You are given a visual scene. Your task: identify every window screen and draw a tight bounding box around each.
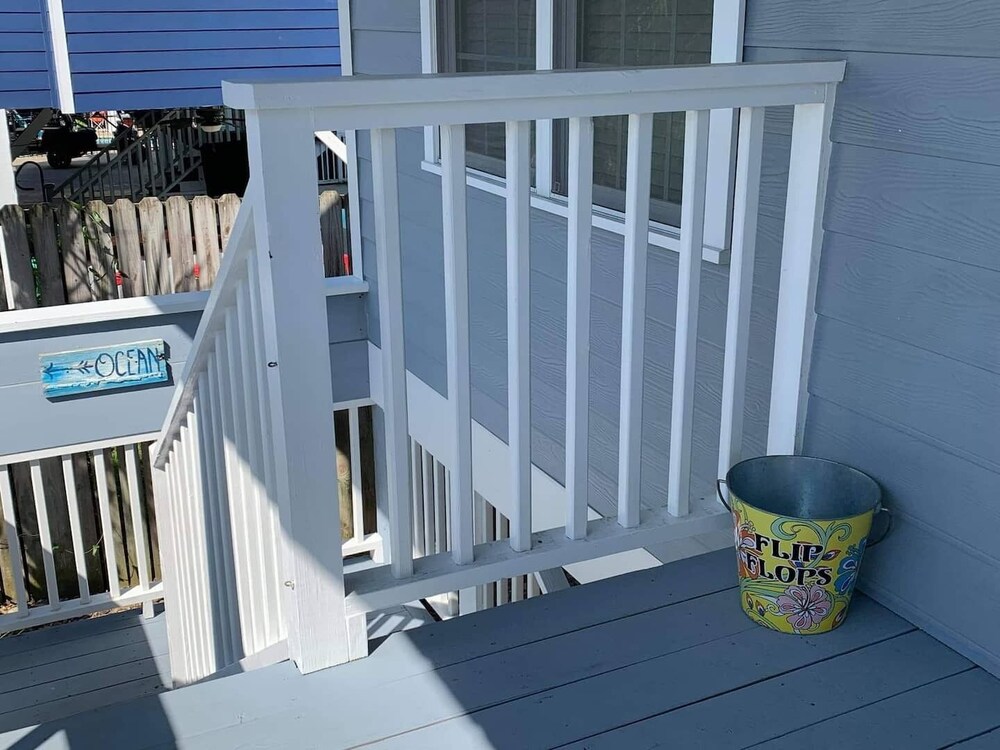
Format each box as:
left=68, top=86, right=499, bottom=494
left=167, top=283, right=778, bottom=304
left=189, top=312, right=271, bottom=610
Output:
left=439, top=0, right=536, bottom=176
left=567, top=0, right=713, bottom=222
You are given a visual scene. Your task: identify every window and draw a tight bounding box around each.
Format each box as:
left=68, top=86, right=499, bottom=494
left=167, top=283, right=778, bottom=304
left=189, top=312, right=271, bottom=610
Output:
left=437, top=0, right=537, bottom=176
left=424, top=0, right=740, bottom=255
left=557, top=0, right=713, bottom=224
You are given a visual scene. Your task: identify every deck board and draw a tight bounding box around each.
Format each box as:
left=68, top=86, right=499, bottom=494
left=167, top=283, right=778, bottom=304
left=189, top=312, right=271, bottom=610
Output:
left=1, top=551, right=999, bottom=749
left=0, top=607, right=170, bottom=735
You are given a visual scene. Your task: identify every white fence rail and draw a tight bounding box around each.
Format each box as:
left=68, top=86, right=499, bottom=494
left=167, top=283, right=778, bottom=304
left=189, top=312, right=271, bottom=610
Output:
left=148, top=61, right=843, bottom=677
left=221, top=62, right=844, bottom=646
left=0, top=434, right=163, bottom=634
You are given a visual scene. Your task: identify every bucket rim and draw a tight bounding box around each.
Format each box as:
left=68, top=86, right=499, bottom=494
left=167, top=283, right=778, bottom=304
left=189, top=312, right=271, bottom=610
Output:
left=724, top=454, right=882, bottom=521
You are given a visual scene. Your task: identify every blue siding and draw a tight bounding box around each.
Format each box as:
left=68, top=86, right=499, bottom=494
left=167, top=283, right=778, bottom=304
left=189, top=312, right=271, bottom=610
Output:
left=62, top=0, right=341, bottom=110
left=0, top=2, right=54, bottom=109
left=745, top=0, right=1000, bottom=677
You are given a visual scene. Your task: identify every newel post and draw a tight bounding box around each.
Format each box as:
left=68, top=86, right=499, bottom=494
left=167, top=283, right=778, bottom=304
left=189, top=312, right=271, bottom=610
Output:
left=243, top=107, right=351, bottom=672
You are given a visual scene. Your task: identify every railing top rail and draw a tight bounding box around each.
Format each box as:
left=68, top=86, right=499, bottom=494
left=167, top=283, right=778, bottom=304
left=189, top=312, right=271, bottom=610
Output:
left=224, top=61, right=845, bottom=129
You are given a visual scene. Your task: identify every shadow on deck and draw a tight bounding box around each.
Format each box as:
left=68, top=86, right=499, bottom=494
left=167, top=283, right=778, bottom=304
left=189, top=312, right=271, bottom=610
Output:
left=0, top=605, right=172, bottom=746
left=2, top=550, right=1000, bottom=749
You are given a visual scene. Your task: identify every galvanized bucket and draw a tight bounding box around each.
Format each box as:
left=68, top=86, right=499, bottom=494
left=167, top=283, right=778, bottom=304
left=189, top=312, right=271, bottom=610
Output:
left=717, top=456, right=891, bottom=635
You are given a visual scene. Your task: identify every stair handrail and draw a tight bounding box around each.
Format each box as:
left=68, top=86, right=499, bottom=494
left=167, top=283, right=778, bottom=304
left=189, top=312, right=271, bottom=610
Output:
left=50, top=108, right=184, bottom=202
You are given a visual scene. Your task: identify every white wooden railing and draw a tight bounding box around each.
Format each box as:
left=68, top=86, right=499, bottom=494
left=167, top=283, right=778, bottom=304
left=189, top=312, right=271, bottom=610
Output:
left=0, top=435, right=162, bottom=633
left=151, top=60, right=844, bottom=680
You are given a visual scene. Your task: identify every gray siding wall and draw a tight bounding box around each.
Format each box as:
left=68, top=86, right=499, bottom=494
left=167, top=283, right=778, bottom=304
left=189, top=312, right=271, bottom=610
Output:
left=0, top=293, right=369, bottom=457
left=746, top=0, right=1000, bottom=674
left=351, top=2, right=780, bottom=518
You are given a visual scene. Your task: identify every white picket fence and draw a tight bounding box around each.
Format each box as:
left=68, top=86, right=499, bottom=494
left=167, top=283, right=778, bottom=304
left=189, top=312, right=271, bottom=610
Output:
left=0, top=435, right=163, bottom=634
left=153, top=59, right=844, bottom=680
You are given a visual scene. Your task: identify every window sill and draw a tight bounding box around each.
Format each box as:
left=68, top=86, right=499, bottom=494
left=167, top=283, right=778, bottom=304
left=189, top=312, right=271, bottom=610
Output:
left=420, top=160, right=729, bottom=265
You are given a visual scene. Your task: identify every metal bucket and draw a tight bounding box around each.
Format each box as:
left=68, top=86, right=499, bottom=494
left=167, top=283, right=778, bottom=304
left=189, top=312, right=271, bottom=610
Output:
left=717, top=456, right=891, bottom=635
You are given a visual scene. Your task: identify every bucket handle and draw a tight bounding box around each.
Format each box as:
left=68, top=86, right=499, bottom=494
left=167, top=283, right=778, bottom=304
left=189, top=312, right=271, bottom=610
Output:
left=716, top=479, right=731, bottom=513
left=718, top=479, right=893, bottom=547
left=868, top=505, right=893, bottom=548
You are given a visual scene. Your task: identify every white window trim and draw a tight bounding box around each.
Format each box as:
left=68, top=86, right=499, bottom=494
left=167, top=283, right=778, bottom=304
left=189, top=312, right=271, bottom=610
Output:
left=419, top=0, right=746, bottom=265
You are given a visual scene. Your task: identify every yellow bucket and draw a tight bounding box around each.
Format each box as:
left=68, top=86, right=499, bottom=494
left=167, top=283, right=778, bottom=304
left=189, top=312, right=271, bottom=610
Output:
left=718, top=456, right=891, bottom=635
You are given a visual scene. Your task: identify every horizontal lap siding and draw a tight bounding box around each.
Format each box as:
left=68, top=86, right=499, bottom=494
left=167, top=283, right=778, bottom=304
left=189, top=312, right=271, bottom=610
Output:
left=352, top=2, right=783, bottom=517
left=62, top=1, right=341, bottom=110
left=0, top=3, right=54, bottom=109
left=747, top=0, right=1000, bottom=675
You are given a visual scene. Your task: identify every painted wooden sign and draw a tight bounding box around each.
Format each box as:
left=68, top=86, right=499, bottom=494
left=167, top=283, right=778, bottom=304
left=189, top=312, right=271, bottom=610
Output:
left=40, top=340, right=169, bottom=398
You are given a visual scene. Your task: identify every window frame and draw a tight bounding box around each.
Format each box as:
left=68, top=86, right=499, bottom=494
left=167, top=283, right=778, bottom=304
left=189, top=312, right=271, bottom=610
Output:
left=420, top=0, right=743, bottom=264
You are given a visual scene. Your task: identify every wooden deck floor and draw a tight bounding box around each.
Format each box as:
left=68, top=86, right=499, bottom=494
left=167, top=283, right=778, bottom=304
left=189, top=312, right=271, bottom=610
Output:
left=0, top=606, right=170, bottom=736
left=3, top=550, right=1000, bottom=749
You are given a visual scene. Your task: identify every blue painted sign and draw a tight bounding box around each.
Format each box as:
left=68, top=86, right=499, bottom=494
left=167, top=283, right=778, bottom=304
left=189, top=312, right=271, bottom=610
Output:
left=40, top=340, right=169, bottom=398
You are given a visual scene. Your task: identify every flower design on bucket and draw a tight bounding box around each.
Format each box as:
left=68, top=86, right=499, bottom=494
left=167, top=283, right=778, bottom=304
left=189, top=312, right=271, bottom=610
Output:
left=732, top=506, right=760, bottom=580
left=835, top=539, right=867, bottom=595
left=776, top=584, right=832, bottom=631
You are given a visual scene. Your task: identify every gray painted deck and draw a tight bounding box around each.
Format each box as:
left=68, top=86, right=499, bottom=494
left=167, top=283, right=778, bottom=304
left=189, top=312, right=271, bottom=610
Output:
left=3, top=550, right=999, bottom=749
left=0, top=606, right=170, bottom=736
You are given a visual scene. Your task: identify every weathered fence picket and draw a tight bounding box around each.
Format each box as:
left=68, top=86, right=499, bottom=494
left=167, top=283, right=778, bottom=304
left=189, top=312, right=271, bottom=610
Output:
left=0, top=191, right=351, bottom=310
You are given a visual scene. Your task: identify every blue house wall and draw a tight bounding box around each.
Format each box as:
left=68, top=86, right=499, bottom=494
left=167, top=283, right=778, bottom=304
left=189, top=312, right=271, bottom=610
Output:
left=1, top=1, right=53, bottom=109
left=1, top=0, right=341, bottom=112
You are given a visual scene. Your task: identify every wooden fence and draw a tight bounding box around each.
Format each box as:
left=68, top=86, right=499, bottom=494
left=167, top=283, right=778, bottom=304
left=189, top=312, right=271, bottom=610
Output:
left=0, top=191, right=351, bottom=311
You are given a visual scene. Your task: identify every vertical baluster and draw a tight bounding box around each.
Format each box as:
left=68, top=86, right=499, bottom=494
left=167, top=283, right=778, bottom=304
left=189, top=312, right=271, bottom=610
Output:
left=222, top=309, right=268, bottom=649
left=246, top=250, right=285, bottom=639
left=206, top=353, right=244, bottom=658
left=28, top=461, right=60, bottom=610
left=440, top=124, right=475, bottom=564
left=164, top=450, right=193, bottom=683
left=194, top=368, right=237, bottom=668
left=214, top=334, right=259, bottom=654
left=174, top=430, right=206, bottom=679
left=497, top=514, right=510, bottom=605
left=565, top=117, right=595, bottom=540
left=371, top=127, right=414, bottom=578
left=0, top=466, right=29, bottom=617
left=768, top=94, right=837, bottom=454
left=92, top=450, right=121, bottom=600
left=154, top=457, right=185, bottom=685
left=434, top=460, right=448, bottom=555
left=617, top=114, right=654, bottom=529
left=187, top=403, right=219, bottom=674
left=411, top=441, right=425, bottom=557
left=236, top=283, right=281, bottom=643
left=348, top=407, right=365, bottom=547
left=505, top=120, right=532, bottom=552
left=667, top=110, right=712, bottom=517
left=177, top=422, right=204, bottom=677
left=124, top=445, right=152, bottom=601
left=60, top=455, right=90, bottom=604
left=422, top=447, right=435, bottom=555
left=719, top=107, right=765, bottom=482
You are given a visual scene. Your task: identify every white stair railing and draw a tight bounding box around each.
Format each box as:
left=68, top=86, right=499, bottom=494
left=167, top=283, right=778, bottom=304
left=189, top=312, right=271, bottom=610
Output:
left=152, top=196, right=285, bottom=684
left=223, top=61, right=844, bottom=659
left=148, top=61, right=846, bottom=674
